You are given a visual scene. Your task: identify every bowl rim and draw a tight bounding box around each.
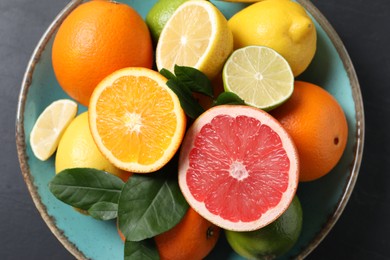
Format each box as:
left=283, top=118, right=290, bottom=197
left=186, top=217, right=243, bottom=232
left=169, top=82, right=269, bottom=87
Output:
left=15, top=0, right=365, bottom=259
left=295, top=0, right=365, bottom=258
left=15, top=0, right=86, bottom=259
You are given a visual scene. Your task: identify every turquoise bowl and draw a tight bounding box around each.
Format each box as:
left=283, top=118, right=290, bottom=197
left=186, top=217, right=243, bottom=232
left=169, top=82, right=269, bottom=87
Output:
left=16, top=0, right=364, bottom=259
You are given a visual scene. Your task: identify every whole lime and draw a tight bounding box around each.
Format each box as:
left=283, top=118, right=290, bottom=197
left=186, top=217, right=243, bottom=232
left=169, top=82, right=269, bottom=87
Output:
left=225, top=196, right=303, bottom=259
left=146, top=0, right=189, bottom=43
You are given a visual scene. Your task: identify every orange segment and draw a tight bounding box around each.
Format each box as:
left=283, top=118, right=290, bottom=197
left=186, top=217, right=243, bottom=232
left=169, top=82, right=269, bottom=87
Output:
left=89, top=67, right=186, bottom=173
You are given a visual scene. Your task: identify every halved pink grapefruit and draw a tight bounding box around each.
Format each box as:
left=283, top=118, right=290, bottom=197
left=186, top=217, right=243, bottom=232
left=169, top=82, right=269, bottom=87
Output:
left=178, top=105, right=299, bottom=231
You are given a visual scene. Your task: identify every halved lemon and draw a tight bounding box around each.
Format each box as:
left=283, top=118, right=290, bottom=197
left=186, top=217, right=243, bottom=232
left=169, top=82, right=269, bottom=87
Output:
left=30, top=99, right=78, bottom=161
left=156, top=0, right=233, bottom=79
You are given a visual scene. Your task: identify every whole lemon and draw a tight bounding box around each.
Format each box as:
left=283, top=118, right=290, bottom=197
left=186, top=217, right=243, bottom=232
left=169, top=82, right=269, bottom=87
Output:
left=55, top=112, right=131, bottom=182
left=228, top=0, right=316, bottom=76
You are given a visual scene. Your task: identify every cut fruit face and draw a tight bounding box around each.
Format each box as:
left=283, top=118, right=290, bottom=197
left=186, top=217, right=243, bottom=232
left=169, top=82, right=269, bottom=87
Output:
left=156, top=0, right=233, bottom=79
left=30, top=99, right=78, bottom=161
left=88, top=67, right=186, bottom=173
left=223, top=46, right=294, bottom=111
left=178, top=105, right=299, bottom=231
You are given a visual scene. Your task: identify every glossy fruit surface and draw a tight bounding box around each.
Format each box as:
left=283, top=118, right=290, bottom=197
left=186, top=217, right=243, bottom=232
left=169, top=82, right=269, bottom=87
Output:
left=228, top=0, right=316, bottom=76
left=226, top=196, right=303, bottom=260
left=271, top=81, right=348, bottom=182
left=155, top=207, right=220, bottom=260
left=52, top=0, right=153, bottom=106
left=55, top=112, right=131, bottom=182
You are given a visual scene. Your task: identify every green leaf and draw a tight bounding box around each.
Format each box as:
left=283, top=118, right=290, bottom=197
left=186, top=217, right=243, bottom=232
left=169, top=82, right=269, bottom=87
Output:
left=124, top=239, right=159, bottom=260
left=88, top=202, right=118, bottom=221
left=165, top=78, right=205, bottom=119
left=214, top=92, right=246, bottom=106
left=49, top=168, right=124, bottom=210
left=159, top=68, right=176, bottom=80
left=174, top=65, right=214, bottom=97
left=118, top=171, right=189, bottom=241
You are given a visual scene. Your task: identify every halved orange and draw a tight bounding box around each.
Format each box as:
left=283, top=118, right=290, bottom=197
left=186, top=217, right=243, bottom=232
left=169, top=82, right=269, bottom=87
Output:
left=89, top=67, right=186, bottom=173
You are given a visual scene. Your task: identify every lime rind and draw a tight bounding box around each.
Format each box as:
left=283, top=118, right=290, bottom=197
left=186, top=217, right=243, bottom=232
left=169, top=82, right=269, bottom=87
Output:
left=145, top=0, right=189, bottom=43
left=222, top=45, right=294, bottom=111
left=225, top=196, right=303, bottom=259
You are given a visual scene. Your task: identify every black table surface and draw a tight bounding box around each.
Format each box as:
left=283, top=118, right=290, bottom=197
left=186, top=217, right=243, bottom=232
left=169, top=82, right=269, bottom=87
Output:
left=1, top=0, right=389, bottom=259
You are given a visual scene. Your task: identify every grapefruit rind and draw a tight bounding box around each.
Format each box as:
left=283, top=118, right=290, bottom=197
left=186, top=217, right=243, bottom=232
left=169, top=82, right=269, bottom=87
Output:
left=178, top=105, right=299, bottom=231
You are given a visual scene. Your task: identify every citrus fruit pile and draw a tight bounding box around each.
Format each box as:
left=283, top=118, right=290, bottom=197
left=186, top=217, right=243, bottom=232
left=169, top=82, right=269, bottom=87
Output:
left=29, top=0, right=349, bottom=259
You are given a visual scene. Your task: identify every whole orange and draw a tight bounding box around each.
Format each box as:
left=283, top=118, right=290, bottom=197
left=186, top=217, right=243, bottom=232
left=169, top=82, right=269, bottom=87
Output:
left=271, top=81, right=348, bottom=182
left=154, top=207, right=220, bottom=260
left=52, top=1, right=153, bottom=106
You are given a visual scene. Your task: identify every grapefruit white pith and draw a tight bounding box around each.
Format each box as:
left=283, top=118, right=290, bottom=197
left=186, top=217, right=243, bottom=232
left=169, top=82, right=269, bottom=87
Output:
left=178, top=105, right=299, bottom=231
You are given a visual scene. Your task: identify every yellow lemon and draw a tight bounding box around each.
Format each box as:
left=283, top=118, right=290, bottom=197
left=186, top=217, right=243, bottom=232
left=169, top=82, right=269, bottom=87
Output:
left=228, top=0, right=317, bottom=76
left=156, top=0, right=233, bottom=79
left=55, top=112, right=131, bottom=182
left=30, top=99, right=77, bottom=161
left=146, top=0, right=190, bottom=44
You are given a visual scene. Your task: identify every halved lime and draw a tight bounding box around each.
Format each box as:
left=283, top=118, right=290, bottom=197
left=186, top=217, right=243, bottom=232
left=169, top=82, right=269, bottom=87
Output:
left=222, top=45, right=294, bottom=111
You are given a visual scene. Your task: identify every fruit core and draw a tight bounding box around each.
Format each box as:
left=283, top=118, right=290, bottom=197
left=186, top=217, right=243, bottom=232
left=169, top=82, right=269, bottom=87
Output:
left=180, top=36, right=188, bottom=45
left=230, top=161, right=249, bottom=181
left=125, top=112, right=142, bottom=133
left=254, top=72, right=264, bottom=81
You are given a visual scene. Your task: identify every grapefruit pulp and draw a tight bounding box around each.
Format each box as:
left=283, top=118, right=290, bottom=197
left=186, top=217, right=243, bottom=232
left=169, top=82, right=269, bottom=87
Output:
left=178, top=105, right=299, bottom=231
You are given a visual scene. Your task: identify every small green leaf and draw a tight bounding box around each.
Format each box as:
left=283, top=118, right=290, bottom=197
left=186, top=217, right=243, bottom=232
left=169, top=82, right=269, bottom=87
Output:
left=166, top=79, right=205, bottom=119
left=88, top=202, right=118, bottom=221
left=159, top=68, right=176, bottom=80
left=49, top=168, right=124, bottom=210
left=124, top=239, right=159, bottom=260
left=174, top=65, right=214, bottom=97
left=118, top=171, right=189, bottom=241
left=214, top=92, right=246, bottom=106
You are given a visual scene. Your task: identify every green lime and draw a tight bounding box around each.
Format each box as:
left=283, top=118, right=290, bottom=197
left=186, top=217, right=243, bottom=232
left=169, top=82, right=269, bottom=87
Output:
left=146, top=0, right=189, bottom=43
left=225, top=196, right=303, bottom=260
left=222, top=45, right=294, bottom=111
